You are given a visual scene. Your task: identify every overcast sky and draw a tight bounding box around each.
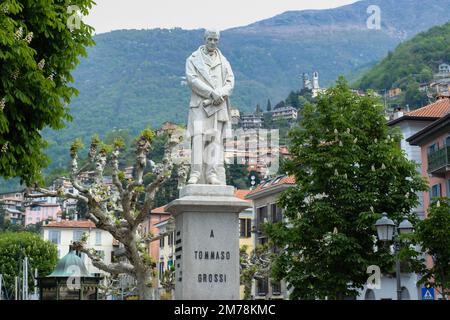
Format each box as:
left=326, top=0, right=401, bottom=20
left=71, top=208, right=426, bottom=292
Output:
left=84, top=0, right=359, bottom=34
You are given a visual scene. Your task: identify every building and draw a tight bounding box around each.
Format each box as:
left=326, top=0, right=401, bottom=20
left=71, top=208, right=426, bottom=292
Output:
left=141, top=206, right=171, bottom=268
left=436, top=63, right=450, bottom=77
left=407, top=111, right=450, bottom=209
left=241, top=114, right=264, bottom=130
left=271, top=106, right=298, bottom=122
left=230, top=107, right=241, bottom=126
left=41, top=220, right=114, bottom=276
left=388, top=88, right=402, bottom=98
left=52, top=177, right=79, bottom=213
left=0, top=197, right=24, bottom=225
left=24, top=198, right=61, bottom=226
left=0, top=189, right=25, bottom=201
left=154, top=218, right=175, bottom=296
left=246, top=176, right=295, bottom=299
left=388, top=95, right=450, bottom=219
left=156, top=122, right=178, bottom=136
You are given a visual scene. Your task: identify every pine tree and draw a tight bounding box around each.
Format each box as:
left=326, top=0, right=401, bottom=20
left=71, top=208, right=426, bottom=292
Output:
left=264, top=77, right=427, bottom=299
left=267, top=99, right=272, bottom=112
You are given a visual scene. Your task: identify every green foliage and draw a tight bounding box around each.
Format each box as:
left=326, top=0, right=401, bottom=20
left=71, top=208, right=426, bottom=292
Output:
left=264, top=77, right=428, bottom=299
left=70, top=138, right=84, bottom=156
left=355, top=21, right=450, bottom=108
left=0, top=232, right=58, bottom=294
left=0, top=0, right=95, bottom=185
left=416, top=198, right=450, bottom=299
left=139, top=128, right=155, bottom=143
left=226, top=164, right=250, bottom=190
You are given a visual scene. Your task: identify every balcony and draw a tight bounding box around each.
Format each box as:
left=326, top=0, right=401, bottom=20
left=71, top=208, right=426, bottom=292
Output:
left=428, top=146, right=450, bottom=176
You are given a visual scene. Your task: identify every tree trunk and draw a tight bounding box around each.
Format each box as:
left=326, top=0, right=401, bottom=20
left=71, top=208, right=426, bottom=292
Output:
left=135, top=268, right=152, bottom=300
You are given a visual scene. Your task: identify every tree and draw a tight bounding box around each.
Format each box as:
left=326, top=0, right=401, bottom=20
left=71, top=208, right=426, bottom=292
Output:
left=226, top=163, right=250, bottom=189
left=264, top=77, right=428, bottom=299
left=240, top=244, right=271, bottom=300
left=160, top=266, right=175, bottom=300
left=416, top=198, right=450, bottom=300
left=25, top=128, right=182, bottom=299
left=0, top=0, right=95, bottom=185
left=0, top=232, right=58, bottom=297
left=266, top=99, right=272, bottom=112
left=274, top=101, right=286, bottom=110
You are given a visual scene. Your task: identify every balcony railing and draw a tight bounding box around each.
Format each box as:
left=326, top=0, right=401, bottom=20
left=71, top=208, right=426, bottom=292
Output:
left=428, top=146, right=450, bottom=175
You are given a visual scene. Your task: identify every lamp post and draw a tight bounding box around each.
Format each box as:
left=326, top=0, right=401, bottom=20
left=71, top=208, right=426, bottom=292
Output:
left=374, top=213, right=414, bottom=300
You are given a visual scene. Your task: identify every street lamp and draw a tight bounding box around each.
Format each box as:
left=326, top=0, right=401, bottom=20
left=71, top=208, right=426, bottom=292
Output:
left=374, top=212, right=414, bottom=300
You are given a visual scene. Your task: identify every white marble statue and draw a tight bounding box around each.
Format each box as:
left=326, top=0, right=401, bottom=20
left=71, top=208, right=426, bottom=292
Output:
left=185, top=29, right=235, bottom=185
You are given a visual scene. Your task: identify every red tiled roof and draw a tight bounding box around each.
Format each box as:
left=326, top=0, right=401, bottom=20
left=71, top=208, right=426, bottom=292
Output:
left=406, top=97, right=450, bottom=118
left=0, top=197, right=22, bottom=202
left=151, top=205, right=169, bottom=214
left=247, top=175, right=295, bottom=196
left=44, top=220, right=96, bottom=229
left=234, top=190, right=252, bottom=202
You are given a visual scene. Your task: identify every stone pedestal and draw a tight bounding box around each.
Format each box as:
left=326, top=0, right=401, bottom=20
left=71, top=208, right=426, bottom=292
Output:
left=166, top=184, right=251, bottom=300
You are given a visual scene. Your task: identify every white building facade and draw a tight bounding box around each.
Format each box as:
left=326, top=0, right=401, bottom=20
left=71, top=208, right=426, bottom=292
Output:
left=42, top=220, right=114, bottom=276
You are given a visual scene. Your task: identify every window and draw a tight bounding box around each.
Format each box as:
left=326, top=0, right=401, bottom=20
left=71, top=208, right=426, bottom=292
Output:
left=447, top=180, right=450, bottom=198
left=430, top=184, right=441, bottom=200
left=159, top=261, right=165, bottom=281
left=73, top=230, right=84, bottom=242
left=160, top=237, right=165, bottom=248
left=239, top=218, right=252, bottom=238
left=168, top=232, right=174, bottom=246
left=257, top=206, right=268, bottom=228
left=427, top=143, right=438, bottom=155
left=271, top=281, right=281, bottom=295
left=257, top=278, right=269, bottom=296
left=271, top=203, right=283, bottom=223
left=49, top=230, right=61, bottom=244
left=446, top=136, right=450, bottom=146
left=95, top=231, right=102, bottom=246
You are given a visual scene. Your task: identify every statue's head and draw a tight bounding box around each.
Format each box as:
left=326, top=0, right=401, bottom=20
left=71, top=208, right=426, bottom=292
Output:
left=204, top=29, right=220, bottom=52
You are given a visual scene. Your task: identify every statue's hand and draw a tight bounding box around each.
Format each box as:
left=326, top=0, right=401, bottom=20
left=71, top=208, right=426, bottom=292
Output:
left=210, top=91, right=224, bottom=105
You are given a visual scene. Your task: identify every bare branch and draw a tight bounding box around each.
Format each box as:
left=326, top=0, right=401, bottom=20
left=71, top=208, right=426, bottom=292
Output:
left=25, top=187, right=88, bottom=203
left=127, top=137, right=151, bottom=192
left=72, top=242, right=135, bottom=276
left=70, top=154, right=89, bottom=194
left=111, top=148, right=124, bottom=194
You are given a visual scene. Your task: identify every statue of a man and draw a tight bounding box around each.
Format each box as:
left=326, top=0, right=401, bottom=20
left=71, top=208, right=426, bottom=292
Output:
left=185, top=29, right=234, bottom=185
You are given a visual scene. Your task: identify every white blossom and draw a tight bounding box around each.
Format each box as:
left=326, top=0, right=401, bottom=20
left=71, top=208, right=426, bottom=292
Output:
left=339, top=140, right=343, bottom=147
left=353, top=137, right=358, bottom=144
left=1, top=142, right=9, bottom=153
left=24, top=32, right=33, bottom=44
left=374, top=138, right=378, bottom=143
left=371, top=165, right=375, bottom=171
left=437, top=201, right=440, bottom=207
left=38, top=59, right=45, bottom=70
left=0, top=97, right=5, bottom=111
left=15, top=27, right=23, bottom=40
left=11, top=69, right=19, bottom=80
left=334, top=169, right=339, bottom=176
left=1, top=3, right=9, bottom=14
left=381, top=163, right=386, bottom=170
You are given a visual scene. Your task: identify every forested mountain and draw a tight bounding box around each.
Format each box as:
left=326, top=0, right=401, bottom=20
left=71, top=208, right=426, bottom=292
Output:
left=355, top=22, right=450, bottom=92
